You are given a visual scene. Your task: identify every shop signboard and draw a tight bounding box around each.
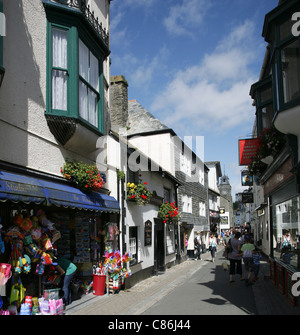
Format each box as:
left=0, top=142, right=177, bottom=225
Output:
left=238, top=138, right=260, bottom=166
left=144, top=220, right=152, bottom=246
left=242, top=192, right=253, bottom=203
left=241, top=170, right=253, bottom=186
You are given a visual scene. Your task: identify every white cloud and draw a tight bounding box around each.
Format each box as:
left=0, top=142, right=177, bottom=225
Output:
left=112, top=45, right=170, bottom=91
left=151, top=20, right=260, bottom=134
left=163, top=0, right=211, bottom=37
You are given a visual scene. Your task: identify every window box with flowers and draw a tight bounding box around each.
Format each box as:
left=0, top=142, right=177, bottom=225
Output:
left=61, top=161, right=105, bottom=192
left=158, top=202, right=181, bottom=224
left=127, top=182, right=152, bottom=205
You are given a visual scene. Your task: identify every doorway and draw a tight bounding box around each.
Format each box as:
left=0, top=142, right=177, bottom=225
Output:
left=154, top=218, right=165, bottom=274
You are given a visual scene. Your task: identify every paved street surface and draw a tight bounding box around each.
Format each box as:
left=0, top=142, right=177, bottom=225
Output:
left=66, top=247, right=300, bottom=316
left=142, top=253, right=256, bottom=315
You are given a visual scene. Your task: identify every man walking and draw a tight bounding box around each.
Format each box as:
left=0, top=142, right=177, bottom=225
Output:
left=194, top=231, right=202, bottom=261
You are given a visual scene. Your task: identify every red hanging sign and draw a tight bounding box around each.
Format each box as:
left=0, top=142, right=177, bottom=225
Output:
left=238, top=138, right=260, bottom=166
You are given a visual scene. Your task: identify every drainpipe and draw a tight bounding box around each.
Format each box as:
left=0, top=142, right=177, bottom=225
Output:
left=117, top=169, right=126, bottom=255
left=175, top=183, right=181, bottom=263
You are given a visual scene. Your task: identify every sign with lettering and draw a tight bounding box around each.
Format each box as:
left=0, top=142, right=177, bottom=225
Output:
left=242, top=192, right=253, bottom=203
left=238, top=138, right=260, bottom=166
left=144, top=220, right=152, bottom=246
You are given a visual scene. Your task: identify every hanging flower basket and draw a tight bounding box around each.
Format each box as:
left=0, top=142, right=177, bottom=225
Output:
left=158, top=201, right=181, bottom=224
left=257, top=126, right=285, bottom=158
left=248, top=156, right=268, bottom=177
left=61, top=161, right=105, bottom=192
left=127, top=182, right=152, bottom=205
left=248, top=126, right=286, bottom=177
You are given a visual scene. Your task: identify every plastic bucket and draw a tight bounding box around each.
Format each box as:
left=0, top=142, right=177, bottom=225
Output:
left=93, top=275, right=106, bottom=296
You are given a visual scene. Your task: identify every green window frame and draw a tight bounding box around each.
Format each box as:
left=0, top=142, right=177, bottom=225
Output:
left=46, top=20, right=105, bottom=134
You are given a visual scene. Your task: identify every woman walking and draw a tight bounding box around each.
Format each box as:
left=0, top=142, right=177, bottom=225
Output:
left=209, top=232, right=217, bottom=262
left=228, top=232, right=244, bottom=283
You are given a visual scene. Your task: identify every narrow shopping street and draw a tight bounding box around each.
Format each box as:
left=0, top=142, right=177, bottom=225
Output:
left=66, top=248, right=300, bottom=316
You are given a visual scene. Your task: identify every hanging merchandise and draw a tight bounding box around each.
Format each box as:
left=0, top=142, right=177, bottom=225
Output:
left=0, top=218, right=5, bottom=255
left=103, top=250, right=131, bottom=294
left=9, top=276, right=26, bottom=308
left=74, top=214, right=90, bottom=263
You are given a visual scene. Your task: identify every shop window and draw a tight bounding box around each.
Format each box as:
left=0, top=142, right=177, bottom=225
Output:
left=166, top=224, right=175, bottom=255
left=129, top=227, right=138, bottom=266
left=271, top=196, right=299, bottom=269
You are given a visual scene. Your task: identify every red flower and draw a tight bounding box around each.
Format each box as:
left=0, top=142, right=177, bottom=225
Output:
left=144, top=182, right=147, bottom=185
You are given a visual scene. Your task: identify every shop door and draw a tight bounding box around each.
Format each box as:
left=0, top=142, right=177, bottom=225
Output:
left=154, top=218, right=165, bottom=274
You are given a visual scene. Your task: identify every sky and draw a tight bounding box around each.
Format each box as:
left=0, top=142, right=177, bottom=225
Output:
left=109, top=0, right=278, bottom=199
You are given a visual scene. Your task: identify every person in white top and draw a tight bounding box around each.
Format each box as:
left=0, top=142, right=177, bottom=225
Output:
left=209, top=232, right=217, bottom=262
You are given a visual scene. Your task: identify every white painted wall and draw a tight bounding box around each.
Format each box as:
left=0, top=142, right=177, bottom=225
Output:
left=128, top=133, right=175, bottom=176
left=0, top=0, right=110, bottom=176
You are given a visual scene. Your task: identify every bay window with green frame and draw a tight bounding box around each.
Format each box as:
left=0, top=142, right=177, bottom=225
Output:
left=46, top=11, right=107, bottom=135
left=263, top=1, right=300, bottom=115
left=250, top=75, right=274, bottom=136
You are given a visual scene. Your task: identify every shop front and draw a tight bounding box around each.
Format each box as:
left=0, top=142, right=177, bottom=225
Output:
left=265, top=171, right=300, bottom=306
left=0, top=169, right=120, bottom=314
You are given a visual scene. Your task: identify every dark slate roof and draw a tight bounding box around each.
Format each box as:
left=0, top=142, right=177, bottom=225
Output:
left=126, top=100, right=169, bottom=135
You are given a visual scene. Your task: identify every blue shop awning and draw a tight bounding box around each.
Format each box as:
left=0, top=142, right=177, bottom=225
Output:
left=0, top=170, right=120, bottom=213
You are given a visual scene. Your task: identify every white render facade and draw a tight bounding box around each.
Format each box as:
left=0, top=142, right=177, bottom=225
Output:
left=0, top=0, right=111, bottom=176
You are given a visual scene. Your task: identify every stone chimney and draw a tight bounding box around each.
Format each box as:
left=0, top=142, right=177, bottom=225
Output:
left=110, top=75, right=128, bottom=130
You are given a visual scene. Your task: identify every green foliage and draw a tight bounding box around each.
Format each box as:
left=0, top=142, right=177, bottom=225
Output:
left=127, top=181, right=152, bottom=205
left=61, top=161, right=105, bottom=192
left=158, top=202, right=180, bottom=224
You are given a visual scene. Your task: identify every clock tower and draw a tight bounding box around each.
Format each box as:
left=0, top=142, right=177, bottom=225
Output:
left=219, top=175, right=234, bottom=230
left=219, top=175, right=232, bottom=201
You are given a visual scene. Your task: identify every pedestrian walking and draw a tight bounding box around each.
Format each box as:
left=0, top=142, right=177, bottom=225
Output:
left=184, top=233, right=189, bottom=260
left=209, top=232, right=217, bottom=262
left=223, top=231, right=231, bottom=247
left=252, top=250, right=262, bottom=282
left=228, top=231, right=244, bottom=283
left=240, top=235, right=255, bottom=286
left=194, top=231, right=202, bottom=261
